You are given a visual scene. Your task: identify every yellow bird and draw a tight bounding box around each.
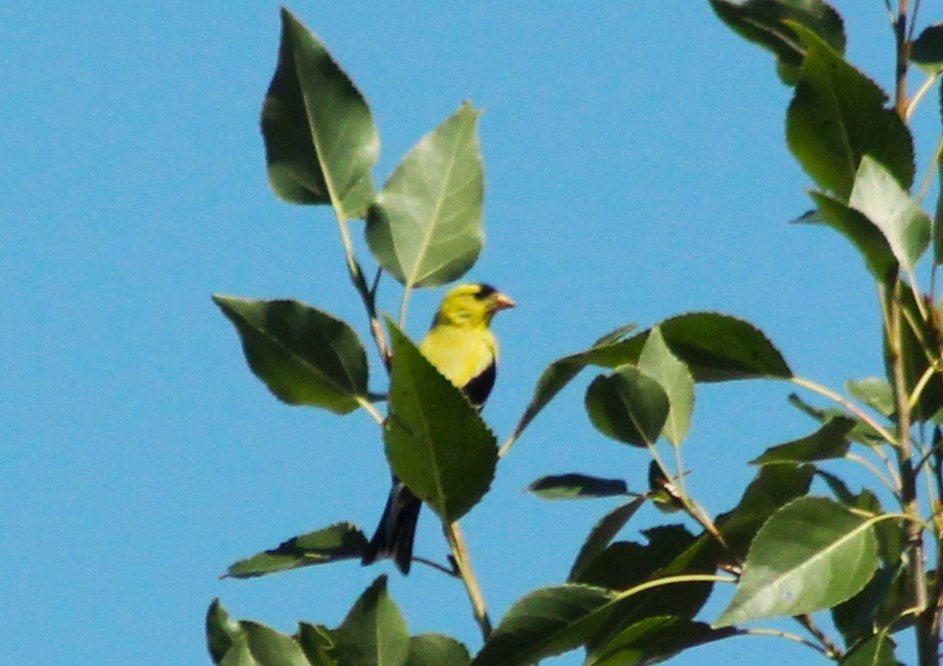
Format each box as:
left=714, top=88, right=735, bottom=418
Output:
left=362, top=283, right=515, bottom=574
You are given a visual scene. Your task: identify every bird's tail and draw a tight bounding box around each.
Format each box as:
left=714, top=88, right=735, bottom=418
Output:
left=362, top=481, right=422, bottom=574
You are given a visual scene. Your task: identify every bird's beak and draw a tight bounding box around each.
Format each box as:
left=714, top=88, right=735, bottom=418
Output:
left=491, top=292, right=516, bottom=312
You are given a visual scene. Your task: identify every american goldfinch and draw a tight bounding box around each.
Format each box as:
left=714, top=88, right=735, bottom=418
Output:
left=362, top=283, right=515, bottom=574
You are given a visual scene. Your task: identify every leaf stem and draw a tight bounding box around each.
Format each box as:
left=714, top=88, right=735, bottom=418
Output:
left=742, top=627, right=827, bottom=657
left=790, top=376, right=898, bottom=445
left=793, top=614, right=842, bottom=660
left=444, top=521, right=493, bottom=641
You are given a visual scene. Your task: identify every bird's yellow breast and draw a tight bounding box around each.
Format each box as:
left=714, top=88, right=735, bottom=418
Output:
left=419, top=324, right=498, bottom=390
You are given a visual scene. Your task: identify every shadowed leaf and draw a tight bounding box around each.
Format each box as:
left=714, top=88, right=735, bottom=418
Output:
left=213, top=296, right=369, bottom=414
left=751, top=417, right=855, bottom=464
left=406, top=635, right=470, bottom=666
left=333, top=577, right=409, bottom=666
left=585, top=366, right=670, bottom=447
left=528, top=474, right=629, bottom=500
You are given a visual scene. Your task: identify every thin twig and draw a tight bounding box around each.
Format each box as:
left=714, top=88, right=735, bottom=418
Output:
left=444, top=521, right=493, bottom=641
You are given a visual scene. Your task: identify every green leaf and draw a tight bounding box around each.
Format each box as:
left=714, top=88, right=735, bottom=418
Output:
left=527, top=474, right=629, bottom=500
left=406, top=635, right=470, bottom=666
left=833, top=563, right=910, bottom=649
left=840, top=631, right=897, bottom=666
left=806, top=191, right=898, bottom=283
left=366, top=102, right=484, bottom=288
left=224, top=523, right=368, bottom=579
left=333, top=577, right=409, bottom=666
left=708, top=0, right=845, bottom=85
left=750, top=417, right=855, bottom=464
left=384, top=319, right=497, bottom=522
left=715, top=463, right=815, bottom=560
left=655, top=312, right=792, bottom=381
left=585, top=616, right=738, bottom=666
left=846, top=377, right=895, bottom=417
left=788, top=393, right=887, bottom=446
left=715, top=496, right=879, bottom=626
left=207, top=599, right=244, bottom=664
left=507, top=324, right=639, bottom=445
left=570, top=499, right=646, bottom=581
left=912, top=24, right=943, bottom=74
left=261, top=9, right=378, bottom=217
left=225, top=622, right=313, bottom=666
left=213, top=296, right=369, bottom=414
left=295, top=623, right=338, bottom=666
left=935, top=144, right=943, bottom=266
left=471, top=585, right=617, bottom=666
left=886, top=284, right=943, bottom=423
left=849, top=155, right=931, bottom=271
left=638, top=327, right=695, bottom=446
left=786, top=25, right=914, bottom=199
left=585, top=366, right=670, bottom=447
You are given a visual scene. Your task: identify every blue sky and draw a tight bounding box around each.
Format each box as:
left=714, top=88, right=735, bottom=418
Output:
left=3, top=2, right=936, bottom=664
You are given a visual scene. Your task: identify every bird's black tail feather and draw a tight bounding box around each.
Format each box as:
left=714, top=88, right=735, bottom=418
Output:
left=362, top=481, right=422, bottom=574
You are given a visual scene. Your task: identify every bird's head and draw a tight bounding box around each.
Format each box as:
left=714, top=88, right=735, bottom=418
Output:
left=433, top=283, right=515, bottom=329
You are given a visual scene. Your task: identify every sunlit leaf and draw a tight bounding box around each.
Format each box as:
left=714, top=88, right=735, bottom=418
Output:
left=366, top=102, right=484, bottom=288
left=708, top=0, right=845, bottom=85
left=385, top=320, right=497, bottom=522
left=638, top=327, right=695, bottom=446
left=226, top=622, right=312, bottom=666
left=787, top=25, right=914, bottom=199
left=716, top=496, right=878, bottom=626
left=849, top=156, right=930, bottom=271
left=213, top=296, right=369, bottom=414
left=750, top=417, right=854, bottom=464
left=261, top=9, right=378, bottom=217
left=846, top=377, right=894, bottom=417
left=333, top=577, right=409, bottom=666
left=406, top=635, right=470, bottom=666
left=585, top=366, right=669, bottom=447
left=224, top=523, right=368, bottom=579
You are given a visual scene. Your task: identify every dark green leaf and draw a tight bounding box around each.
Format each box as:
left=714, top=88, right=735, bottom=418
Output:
left=806, top=191, right=898, bottom=283
left=750, top=416, right=855, bottom=464
left=788, top=393, right=887, bottom=446
left=935, top=145, right=943, bottom=266
left=213, top=296, right=369, bottom=414
left=849, top=156, right=930, bottom=270
left=507, top=325, right=640, bottom=445
left=384, top=320, right=497, bottom=522
left=839, top=631, right=898, bottom=666
left=471, top=585, right=617, bottom=666
left=224, top=523, right=368, bottom=579
left=586, top=616, right=738, bottom=666
left=295, top=623, right=338, bottom=666
left=715, top=463, right=815, bottom=560
left=585, top=366, right=670, bottom=447
left=655, top=312, right=792, bottom=381
left=787, top=25, right=914, bottom=198
left=570, top=499, right=646, bottom=581
left=716, top=496, right=878, bottom=626
left=846, top=377, right=895, bottom=417
left=638, top=327, right=695, bottom=446
left=912, top=24, right=943, bottom=74
left=528, top=474, right=629, bottom=500
left=833, top=564, right=909, bottom=649
left=406, top=635, right=470, bottom=666
left=708, top=0, right=845, bottom=85
left=333, top=577, right=409, bottom=666
left=261, top=9, right=378, bottom=217
left=207, top=599, right=243, bottom=664
left=366, top=102, right=484, bottom=288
